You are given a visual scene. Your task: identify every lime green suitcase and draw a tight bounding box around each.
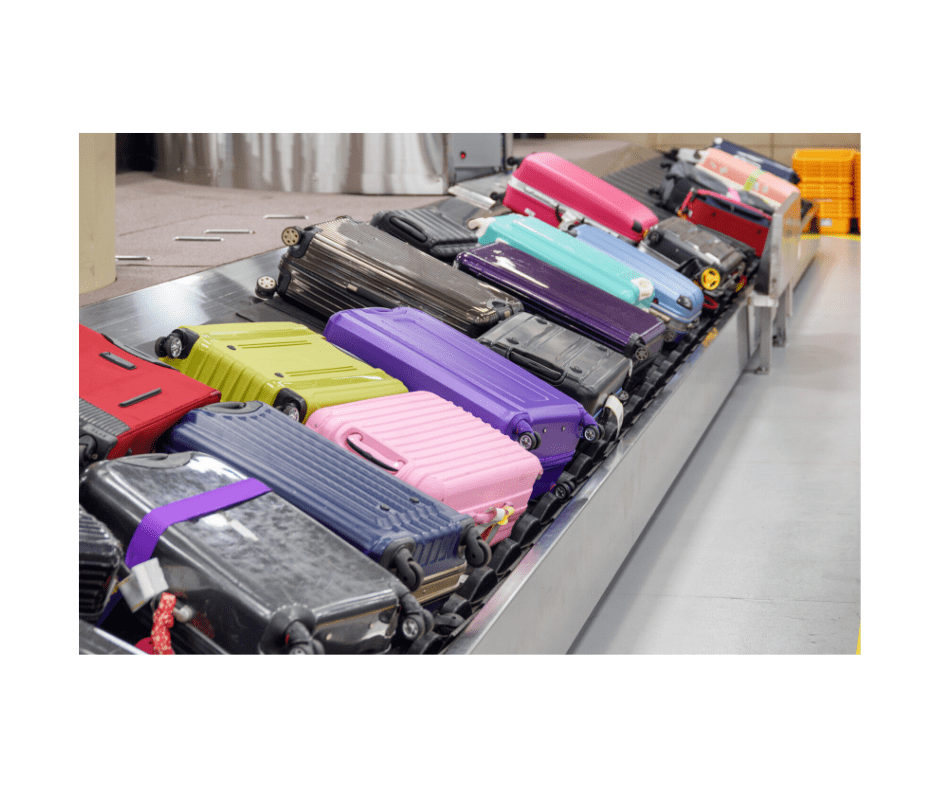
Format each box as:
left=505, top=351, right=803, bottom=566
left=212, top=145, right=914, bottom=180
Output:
left=154, top=321, right=408, bottom=422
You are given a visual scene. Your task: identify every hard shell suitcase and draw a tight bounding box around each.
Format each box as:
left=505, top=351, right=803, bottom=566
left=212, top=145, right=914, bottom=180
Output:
left=159, top=402, right=492, bottom=603
left=638, top=216, right=750, bottom=302
left=571, top=224, right=704, bottom=343
left=79, top=505, right=123, bottom=623
left=307, top=390, right=543, bottom=546
left=476, top=312, right=633, bottom=417
left=455, top=242, right=666, bottom=367
left=79, top=620, right=145, bottom=655
left=677, top=189, right=772, bottom=257
left=713, top=137, right=801, bottom=185
left=79, top=450, right=435, bottom=653
left=503, top=151, right=659, bottom=242
left=272, top=216, right=521, bottom=337
left=80, top=324, right=221, bottom=468
left=655, top=158, right=777, bottom=215
left=322, top=307, right=601, bottom=498
left=369, top=198, right=482, bottom=262
left=696, top=147, right=800, bottom=209
left=471, top=214, right=656, bottom=311
left=153, top=321, right=407, bottom=424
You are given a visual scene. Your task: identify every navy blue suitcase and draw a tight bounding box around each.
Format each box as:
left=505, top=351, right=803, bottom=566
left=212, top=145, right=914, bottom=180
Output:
left=159, top=401, right=492, bottom=603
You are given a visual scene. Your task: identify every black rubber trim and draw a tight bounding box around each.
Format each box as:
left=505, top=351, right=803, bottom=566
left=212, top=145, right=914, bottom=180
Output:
left=99, top=352, right=136, bottom=370
left=118, top=388, right=162, bottom=407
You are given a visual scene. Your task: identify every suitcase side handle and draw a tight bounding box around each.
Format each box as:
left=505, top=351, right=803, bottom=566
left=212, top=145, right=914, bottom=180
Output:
left=507, top=348, right=566, bottom=384
left=387, top=215, right=429, bottom=244
left=345, top=434, right=402, bottom=473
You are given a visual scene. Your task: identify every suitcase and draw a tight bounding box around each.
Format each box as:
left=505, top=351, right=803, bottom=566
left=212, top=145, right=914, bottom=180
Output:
left=153, top=321, right=407, bottom=424
left=79, top=505, right=124, bottom=623
left=79, top=620, right=145, bottom=655
left=654, top=158, right=777, bottom=216
left=696, top=148, right=800, bottom=209
left=571, top=224, right=704, bottom=343
left=477, top=312, right=633, bottom=417
left=323, top=307, right=600, bottom=498
left=79, top=450, right=435, bottom=653
left=713, top=137, right=801, bottom=185
left=503, top=151, right=659, bottom=242
left=307, top=390, right=544, bottom=546
left=677, top=188, right=772, bottom=257
left=471, top=214, right=656, bottom=311
left=80, top=324, right=221, bottom=468
left=638, top=216, right=751, bottom=302
left=455, top=242, right=666, bottom=367
left=159, top=402, right=492, bottom=604
left=272, top=216, right=522, bottom=337
left=369, top=198, right=482, bottom=262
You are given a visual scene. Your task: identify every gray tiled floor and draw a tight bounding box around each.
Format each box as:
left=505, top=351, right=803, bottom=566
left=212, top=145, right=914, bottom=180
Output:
left=569, top=237, right=861, bottom=654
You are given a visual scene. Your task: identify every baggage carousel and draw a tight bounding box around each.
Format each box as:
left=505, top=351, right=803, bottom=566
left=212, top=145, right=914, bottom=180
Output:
left=79, top=143, right=818, bottom=654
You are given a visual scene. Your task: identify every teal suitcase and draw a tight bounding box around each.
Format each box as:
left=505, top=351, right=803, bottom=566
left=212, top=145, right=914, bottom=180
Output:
left=471, top=215, right=656, bottom=311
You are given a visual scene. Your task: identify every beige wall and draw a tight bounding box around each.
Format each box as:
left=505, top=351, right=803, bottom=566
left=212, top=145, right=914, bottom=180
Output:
left=79, top=133, right=116, bottom=295
left=546, top=133, right=861, bottom=169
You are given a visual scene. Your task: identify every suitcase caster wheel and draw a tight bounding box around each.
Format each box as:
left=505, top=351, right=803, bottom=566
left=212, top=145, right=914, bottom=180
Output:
left=278, top=400, right=303, bottom=421
left=281, top=226, right=302, bottom=247
left=399, top=613, right=426, bottom=642
left=634, top=346, right=649, bottom=362
left=646, top=230, right=661, bottom=245
left=554, top=480, right=575, bottom=500
left=464, top=530, right=492, bottom=568
left=582, top=424, right=600, bottom=443
left=255, top=275, right=277, bottom=299
left=393, top=550, right=424, bottom=593
left=664, top=327, right=677, bottom=343
left=517, top=431, right=540, bottom=451
left=156, top=331, right=185, bottom=359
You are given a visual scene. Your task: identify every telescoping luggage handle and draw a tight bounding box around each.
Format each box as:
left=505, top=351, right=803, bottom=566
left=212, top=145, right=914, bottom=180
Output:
left=96, top=476, right=272, bottom=626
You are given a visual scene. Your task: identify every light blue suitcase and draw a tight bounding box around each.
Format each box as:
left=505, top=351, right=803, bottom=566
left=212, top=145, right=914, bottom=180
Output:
left=472, top=215, right=656, bottom=312
left=572, top=224, right=704, bottom=342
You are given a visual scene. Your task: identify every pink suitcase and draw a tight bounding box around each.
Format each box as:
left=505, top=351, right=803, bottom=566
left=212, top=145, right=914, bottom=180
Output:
left=306, top=390, right=544, bottom=546
left=503, top=151, right=659, bottom=242
left=696, top=147, right=800, bottom=209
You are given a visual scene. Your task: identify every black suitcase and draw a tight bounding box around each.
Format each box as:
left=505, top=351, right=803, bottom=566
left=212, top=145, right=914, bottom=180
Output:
left=476, top=312, right=633, bottom=418
left=271, top=216, right=523, bottom=337
left=78, top=451, right=433, bottom=654
left=370, top=197, right=483, bottom=262
left=79, top=505, right=124, bottom=623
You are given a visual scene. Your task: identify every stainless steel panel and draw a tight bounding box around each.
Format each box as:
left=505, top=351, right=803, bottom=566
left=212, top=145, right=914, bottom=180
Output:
left=152, top=134, right=511, bottom=195
left=447, top=297, right=753, bottom=654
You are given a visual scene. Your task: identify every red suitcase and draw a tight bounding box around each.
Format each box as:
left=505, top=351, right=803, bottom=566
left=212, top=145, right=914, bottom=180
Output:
left=503, top=151, right=659, bottom=242
left=79, top=324, right=221, bottom=467
left=677, top=188, right=772, bottom=257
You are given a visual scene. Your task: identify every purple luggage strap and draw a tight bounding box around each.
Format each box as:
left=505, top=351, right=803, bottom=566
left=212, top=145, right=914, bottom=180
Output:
left=97, top=478, right=271, bottom=625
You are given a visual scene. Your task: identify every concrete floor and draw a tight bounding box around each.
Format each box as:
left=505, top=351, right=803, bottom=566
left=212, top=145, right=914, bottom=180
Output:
left=569, top=237, right=861, bottom=653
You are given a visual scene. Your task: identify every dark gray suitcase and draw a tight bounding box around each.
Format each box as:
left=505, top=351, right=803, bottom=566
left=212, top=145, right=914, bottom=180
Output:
left=272, top=216, right=522, bottom=337
left=477, top=313, right=633, bottom=417
left=370, top=198, right=483, bottom=262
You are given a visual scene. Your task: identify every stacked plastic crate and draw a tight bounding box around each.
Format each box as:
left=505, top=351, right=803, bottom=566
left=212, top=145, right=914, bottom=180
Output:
left=791, top=149, right=858, bottom=235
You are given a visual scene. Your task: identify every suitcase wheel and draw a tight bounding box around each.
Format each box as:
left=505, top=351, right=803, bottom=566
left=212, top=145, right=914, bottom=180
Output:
left=464, top=528, right=493, bottom=568
left=634, top=346, right=649, bottom=362
left=155, top=330, right=185, bottom=359
left=393, top=549, right=424, bottom=593
left=399, top=611, right=427, bottom=642
left=517, top=431, right=540, bottom=451
left=281, top=226, right=302, bottom=247
left=582, top=424, right=600, bottom=443
left=255, top=276, right=277, bottom=299
left=646, top=230, right=661, bottom=246
left=277, top=399, right=303, bottom=422
left=663, top=327, right=678, bottom=344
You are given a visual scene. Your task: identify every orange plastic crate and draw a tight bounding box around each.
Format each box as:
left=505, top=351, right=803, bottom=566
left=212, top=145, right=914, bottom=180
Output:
left=800, top=181, right=854, bottom=202
left=818, top=217, right=851, bottom=235
left=792, top=149, right=857, bottom=181
left=854, top=151, right=861, bottom=220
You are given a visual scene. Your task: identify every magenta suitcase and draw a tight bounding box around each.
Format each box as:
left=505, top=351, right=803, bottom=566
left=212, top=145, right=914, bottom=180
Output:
left=503, top=151, right=659, bottom=242
left=306, top=391, right=543, bottom=546
left=696, top=148, right=800, bottom=208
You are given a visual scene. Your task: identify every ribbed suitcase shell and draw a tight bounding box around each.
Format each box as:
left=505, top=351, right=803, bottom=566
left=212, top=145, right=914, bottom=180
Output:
left=155, top=321, right=407, bottom=424
left=712, top=137, right=801, bottom=185
left=159, top=401, right=481, bottom=602
left=456, top=242, right=666, bottom=366
left=79, top=505, right=123, bottom=622
left=323, top=307, right=599, bottom=498
left=477, top=313, right=633, bottom=416
left=571, top=225, right=704, bottom=340
left=697, top=148, right=800, bottom=209
left=679, top=189, right=772, bottom=257
left=474, top=215, right=656, bottom=311
left=503, top=152, right=658, bottom=242
left=307, top=391, right=543, bottom=545
left=639, top=216, right=748, bottom=297
left=370, top=204, right=480, bottom=262
left=79, top=450, right=419, bottom=653
left=80, top=324, right=221, bottom=467
left=277, top=217, right=521, bottom=337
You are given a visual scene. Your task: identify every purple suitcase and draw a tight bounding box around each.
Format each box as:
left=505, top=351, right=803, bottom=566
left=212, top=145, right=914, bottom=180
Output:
left=322, top=307, right=600, bottom=498
left=455, top=241, right=666, bottom=368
